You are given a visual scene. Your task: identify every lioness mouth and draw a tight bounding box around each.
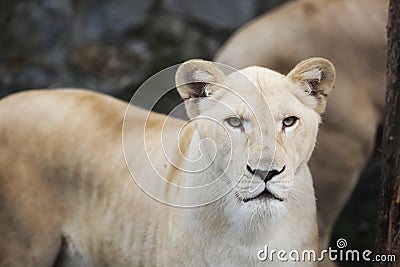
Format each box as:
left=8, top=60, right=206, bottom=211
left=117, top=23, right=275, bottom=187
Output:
left=243, top=189, right=284, bottom=202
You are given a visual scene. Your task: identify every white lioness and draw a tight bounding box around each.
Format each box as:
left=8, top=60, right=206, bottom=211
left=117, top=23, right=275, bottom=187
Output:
left=215, top=0, right=387, bottom=265
left=0, top=58, right=335, bottom=266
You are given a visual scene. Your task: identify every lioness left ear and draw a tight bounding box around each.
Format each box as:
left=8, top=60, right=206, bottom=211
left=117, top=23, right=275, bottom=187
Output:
left=288, top=57, right=336, bottom=114
left=175, top=59, right=225, bottom=118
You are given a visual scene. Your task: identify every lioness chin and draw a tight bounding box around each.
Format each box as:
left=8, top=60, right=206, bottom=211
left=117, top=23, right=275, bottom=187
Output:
left=0, top=58, right=335, bottom=266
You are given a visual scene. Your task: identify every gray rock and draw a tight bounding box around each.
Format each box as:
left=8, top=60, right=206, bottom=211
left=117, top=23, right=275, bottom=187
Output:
left=6, top=0, right=72, bottom=50
left=73, top=0, right=153, bottom=43
left=68, top=40, right=150, bottom=95
left=162, top=0, right=258, bottom=29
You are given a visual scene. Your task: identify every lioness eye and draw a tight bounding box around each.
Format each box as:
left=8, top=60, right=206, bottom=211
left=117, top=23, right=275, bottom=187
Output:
left=282, top=116, right=298, bottom=128
left=225, top=116, right=242, bottom=128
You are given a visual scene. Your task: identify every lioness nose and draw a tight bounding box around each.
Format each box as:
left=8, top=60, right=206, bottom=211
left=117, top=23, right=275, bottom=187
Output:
left=246, top=165, right=286, bottom=183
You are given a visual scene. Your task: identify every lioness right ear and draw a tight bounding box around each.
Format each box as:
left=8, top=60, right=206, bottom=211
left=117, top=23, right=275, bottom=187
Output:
left=288, top=57, right=336, bottom=114
left=175, top=59, right=225, bottom=118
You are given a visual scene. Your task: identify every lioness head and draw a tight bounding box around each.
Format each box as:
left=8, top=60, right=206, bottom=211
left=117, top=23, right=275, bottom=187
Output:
left=175, top=58, right=335, bottom=226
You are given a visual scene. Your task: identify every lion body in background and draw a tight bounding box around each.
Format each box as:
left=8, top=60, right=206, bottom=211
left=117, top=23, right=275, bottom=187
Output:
left=215, top=0, right=387, bottom=266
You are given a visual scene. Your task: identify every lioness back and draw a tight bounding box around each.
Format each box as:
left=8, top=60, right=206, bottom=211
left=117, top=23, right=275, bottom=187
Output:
left=0, top=89, right=183, bottom=266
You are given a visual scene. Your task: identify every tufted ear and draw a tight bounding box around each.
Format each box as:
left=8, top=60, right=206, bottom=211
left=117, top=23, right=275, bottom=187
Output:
left=288, top=57, right=335, bottom=114
left=176, top=59, right=225, bottom=118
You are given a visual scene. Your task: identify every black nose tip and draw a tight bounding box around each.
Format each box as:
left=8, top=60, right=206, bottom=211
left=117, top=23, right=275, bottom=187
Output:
left=246, top=165, right=286, bottom=183
left=263, top=168, right=281, bottom=182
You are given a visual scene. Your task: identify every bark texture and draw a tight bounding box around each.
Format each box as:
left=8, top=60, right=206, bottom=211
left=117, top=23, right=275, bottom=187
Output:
left=375, top=0, right=400, bottom=265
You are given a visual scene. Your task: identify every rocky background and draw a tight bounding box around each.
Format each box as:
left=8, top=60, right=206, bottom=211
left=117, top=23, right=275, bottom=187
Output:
left=0, top=0, right=380, bottom=266
left=0, top=0, right=288, bottom=103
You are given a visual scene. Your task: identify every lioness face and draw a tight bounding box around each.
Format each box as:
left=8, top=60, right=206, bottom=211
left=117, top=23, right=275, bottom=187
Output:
left=176, top=58, right=335, bottom=224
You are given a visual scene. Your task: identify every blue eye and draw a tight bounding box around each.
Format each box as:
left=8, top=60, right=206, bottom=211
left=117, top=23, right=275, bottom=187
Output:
left=282, top=116, right=298, bottom=128
left=225, top=116, right=242, bottom=128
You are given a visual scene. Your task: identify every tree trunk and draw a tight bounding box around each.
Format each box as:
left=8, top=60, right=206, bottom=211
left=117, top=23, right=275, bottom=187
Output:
left=375, top=0, right=400, bottom=265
